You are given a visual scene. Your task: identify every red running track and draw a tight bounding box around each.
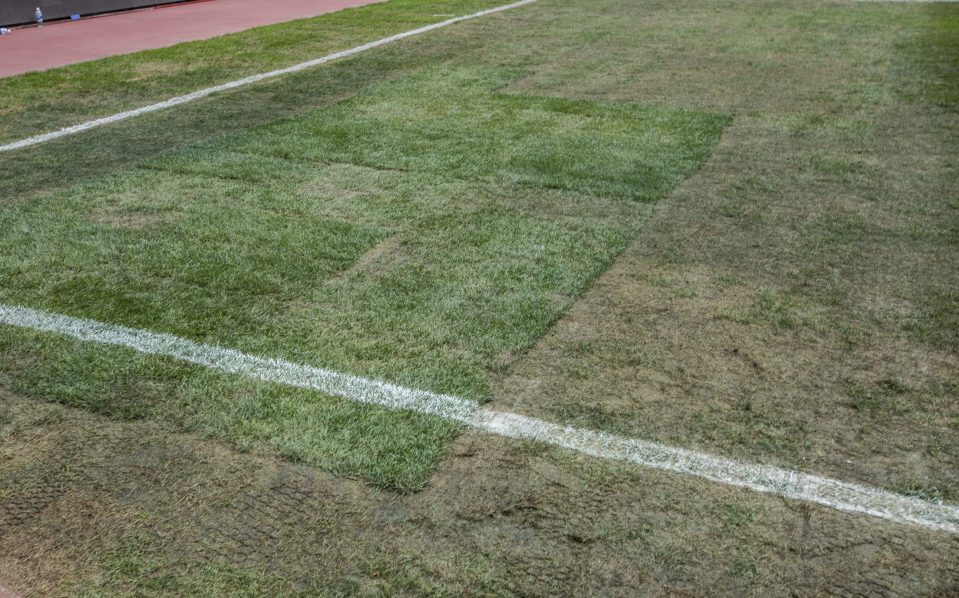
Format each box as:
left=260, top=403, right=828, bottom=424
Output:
left=0, top=0, right=383, bottom=78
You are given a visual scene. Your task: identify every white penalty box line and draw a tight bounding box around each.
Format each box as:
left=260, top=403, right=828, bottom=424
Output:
left=1, top=303, right=957, bottom=535
left=0, top=0, right=540, bottom=154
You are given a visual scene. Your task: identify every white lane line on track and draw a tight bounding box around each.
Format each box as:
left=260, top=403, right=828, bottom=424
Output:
left=0, top=0, right=539, bottom=154
left=1, top=302, right=958, bottom=534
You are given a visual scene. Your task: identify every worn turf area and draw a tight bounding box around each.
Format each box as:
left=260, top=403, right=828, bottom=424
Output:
left=494, top=0, right=959, bottom=501
left=1, top=0, right=958, bottom=594
left=3, top=390, right=958, bottom=595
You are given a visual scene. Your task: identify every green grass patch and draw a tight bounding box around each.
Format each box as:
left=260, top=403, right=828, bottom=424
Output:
left=225, top=68, right=725, bottom=201
left=0, top=67, right=727, bottom=490
left=908, top=288, right=959, bottom=352
left=0, top=0, right=520, bottom=143
left=895, top=5, right=959, bottom=110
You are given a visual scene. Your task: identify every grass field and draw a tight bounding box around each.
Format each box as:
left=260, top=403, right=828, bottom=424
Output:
left=0, top=66, right=726, bottom=490
left=1, top=0, right=958, bottom=594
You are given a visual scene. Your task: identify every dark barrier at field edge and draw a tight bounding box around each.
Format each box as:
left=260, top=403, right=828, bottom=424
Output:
left=1, top=0, right=191, bottom=27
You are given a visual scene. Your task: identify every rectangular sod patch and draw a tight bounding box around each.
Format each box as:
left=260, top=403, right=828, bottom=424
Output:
left=0, top=67, right=728, bottom=490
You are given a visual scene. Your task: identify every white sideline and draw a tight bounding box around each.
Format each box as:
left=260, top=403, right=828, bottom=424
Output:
left=1, top=303, right=958, bottom=534
left=0, top=0, right=539, bottom=154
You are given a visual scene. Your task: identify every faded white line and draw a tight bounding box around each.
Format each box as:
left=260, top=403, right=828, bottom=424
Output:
left=1, top=303, right=957, bottom=535
left=0, top=0, right=538, bottom=154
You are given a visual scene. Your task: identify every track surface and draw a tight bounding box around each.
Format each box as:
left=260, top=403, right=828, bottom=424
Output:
left=0, top=0, right=383, bottom=78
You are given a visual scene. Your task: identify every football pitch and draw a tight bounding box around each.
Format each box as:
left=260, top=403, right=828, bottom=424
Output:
left=1, top=0, right=958, bottom=594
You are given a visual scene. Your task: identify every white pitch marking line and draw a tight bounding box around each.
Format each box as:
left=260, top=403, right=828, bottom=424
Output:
left=0, top=0, right=539, bottom=154
left=0, top=304, right=477, bottom=423
left=1, top=303, right=958, bottom=535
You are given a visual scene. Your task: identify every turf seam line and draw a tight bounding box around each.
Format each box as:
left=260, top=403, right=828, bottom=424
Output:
left=2, top=303, right=958, bottom=535
left=0, top=0, right=539, bottom=154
